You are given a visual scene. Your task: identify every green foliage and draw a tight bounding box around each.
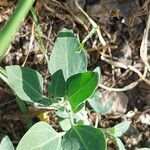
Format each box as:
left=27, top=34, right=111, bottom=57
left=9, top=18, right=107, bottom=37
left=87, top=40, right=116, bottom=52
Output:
left=67, top=71, right=99, bottom=112
left=62, top=125, right=106, bottom=150
left=48, top=28, right=87, bottom=80
left=0, top=28, right=131, bottom=150
left=108, top=121, right=131, bottom=137
left=88, top=90, right=113, bottom=115
left=107, top=121, right=131, bottom=150
left=0, top=135, right=14, bottom=150
left=48, top=69, right=66, bottom=97
left=6, top=66, right=44, bottom=103
left=17, top=122, right=62, bottom=150
left=59, top=119, right=71, bottom=131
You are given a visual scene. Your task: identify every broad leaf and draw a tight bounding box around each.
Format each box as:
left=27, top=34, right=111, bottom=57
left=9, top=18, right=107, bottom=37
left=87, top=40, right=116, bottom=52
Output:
left=17, top=122, right=62, bottom=150
left=67, top=71, right=99, bottom=112
left=6, top=65, right=43, bottom=103
left=62, top=125, right=106, bottom=150
left=108, top=121, right=131, bottom=137
left=0, top=135, right=14, bottom=150
left=48, top=28, right=87, bottom=80
left=48, top=70, right=66, bottom=97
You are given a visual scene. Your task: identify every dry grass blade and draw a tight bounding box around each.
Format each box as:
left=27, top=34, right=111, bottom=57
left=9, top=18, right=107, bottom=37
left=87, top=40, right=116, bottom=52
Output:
left=22, top=22, right=35, bottom=67
left=74, top=0, right=106, bottom=46
left=140, top=15, right=150, bottom=72
left=99, top=14, right=150, bottom=92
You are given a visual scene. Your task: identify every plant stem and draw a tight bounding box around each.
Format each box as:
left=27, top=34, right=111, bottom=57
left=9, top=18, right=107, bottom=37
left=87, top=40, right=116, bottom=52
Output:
left=16, top=97, right=33, bottom=129
left=31, top=8, right=49, bottom=64
left=0, top=0, right=36, bottom=61
left=0, top=66, right=9, bottom=84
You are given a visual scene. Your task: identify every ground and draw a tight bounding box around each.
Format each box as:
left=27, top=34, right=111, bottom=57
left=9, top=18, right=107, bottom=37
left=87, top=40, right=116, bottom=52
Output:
left=0, top=0, right=150, bottom=149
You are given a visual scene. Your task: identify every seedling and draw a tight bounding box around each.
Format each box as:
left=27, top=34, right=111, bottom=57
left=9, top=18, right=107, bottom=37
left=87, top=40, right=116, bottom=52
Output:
left=0, top=28, right=131, bottom=150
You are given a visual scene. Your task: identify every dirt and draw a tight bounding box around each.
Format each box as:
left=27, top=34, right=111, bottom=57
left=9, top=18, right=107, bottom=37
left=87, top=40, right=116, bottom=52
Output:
left=0, top=0, right=150, bottom=149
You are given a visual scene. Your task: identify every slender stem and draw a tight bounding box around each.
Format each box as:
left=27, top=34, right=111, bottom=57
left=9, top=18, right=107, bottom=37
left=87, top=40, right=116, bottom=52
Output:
left=0, top=0, right=36, bottom=61
left=0, top=66, right=8, bottom=84
left=31, top=8, right=49, bottom=64
left=16, top=97, right=33, bottom=129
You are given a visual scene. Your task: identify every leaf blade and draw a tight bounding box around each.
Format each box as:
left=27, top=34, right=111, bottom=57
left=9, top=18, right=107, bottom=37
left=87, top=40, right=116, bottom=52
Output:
left=6, top=65, right=43, bottom=103
left=48, top=28, right=87, bottom=80
left=108, top=121, right=131, bottom=137
left=17, top=122, right=62, bottom=150
left=48, top=69, right=66, bottom=97
left=0, top=135, right=14, bottom=150
left=67, top=72, right=99, bottom=112
left=62, top=125, right=106, bottom=150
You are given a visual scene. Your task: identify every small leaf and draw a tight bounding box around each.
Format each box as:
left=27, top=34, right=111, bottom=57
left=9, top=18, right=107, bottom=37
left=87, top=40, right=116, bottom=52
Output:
left=6, top=65, right=43, bottom=103
left=88, top=90, right=113, bottom=115
left=56, top=106, right=69, bottom=119
left=67, top=72, right=99, bottom=112
left=59, top=119, right=71, bottom=131
left=100, top=100, right=113, bottom=115
left=48, top=70, right=66, bottom=97
left=0, top=135, right=14, bottom=150
left=109, top=121, right=131, bottom=137
left=17, top=122, right=62, bottom=150
left=93, top=67, right=101, bottom=81
left=62, top=125, right=106, bottom=150
left=72, top=106, right=90, bottom=125
left=115, top=137, right=126, bottom=150
left=48, top=28, right=87, bottom=80
left=88, top=91, right=101, bottom=112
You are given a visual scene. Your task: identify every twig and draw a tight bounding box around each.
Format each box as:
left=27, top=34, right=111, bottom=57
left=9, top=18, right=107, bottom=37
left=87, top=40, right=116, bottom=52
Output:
left=22, top=21, right=35, bottom=66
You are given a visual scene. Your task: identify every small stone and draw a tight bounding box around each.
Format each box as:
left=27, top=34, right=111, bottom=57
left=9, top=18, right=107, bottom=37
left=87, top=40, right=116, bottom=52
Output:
left=139, top=113, right=150, bottom=125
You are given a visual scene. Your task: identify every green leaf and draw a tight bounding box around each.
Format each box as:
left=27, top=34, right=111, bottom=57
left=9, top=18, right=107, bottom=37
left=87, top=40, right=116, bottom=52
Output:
left=88, top=91, right=113, bottom=115
left=72, top=106, right=90, bottom=125
left=59, top=119, right=71, bottom=131
left=6, top=65, right=43, bottom=103
left=67, top=71, right=99, bottom=112
left=38, top=96, right=52, bottom=106
left=48, top=28, right=87, bottom=80
left=87, top=67, right=112, bottom=115
left=108, top=121, right=131, bottom=137
left=100, top=100, right=113, bottom=115
left=56, top=106, right=69, bottom=119
left=62, top=125, right=106, bottom=150
left=0, top=135, right=14, bottom=150
left=115, top=137, right=126, bottom=150
left=93, top=67, right=101, bottom=81
left=48, top=70, right=66, bottom=97
left=17, top=122, right=62, bottom=150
